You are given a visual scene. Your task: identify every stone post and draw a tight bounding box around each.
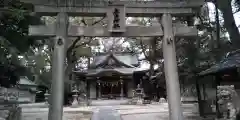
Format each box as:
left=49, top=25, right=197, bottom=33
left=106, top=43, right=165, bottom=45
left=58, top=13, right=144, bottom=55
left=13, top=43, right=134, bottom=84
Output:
left=48, top=12, right=68, bottom=120
left=161, top=14, right=183, bottom=120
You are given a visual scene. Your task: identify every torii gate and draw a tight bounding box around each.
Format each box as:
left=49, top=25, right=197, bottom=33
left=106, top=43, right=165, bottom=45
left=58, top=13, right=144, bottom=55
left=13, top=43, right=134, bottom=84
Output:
left=20, top=0, right=203, bottom=120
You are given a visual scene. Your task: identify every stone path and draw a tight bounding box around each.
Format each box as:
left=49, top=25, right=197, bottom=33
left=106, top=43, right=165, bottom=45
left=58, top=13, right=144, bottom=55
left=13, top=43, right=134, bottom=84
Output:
left=119, top=104, right=200, bottom=120
left=91, top=106, right=121, bottom=120
left=90, top=99, right=129, bottom=106
left=21, top=105, right=94, bottom=120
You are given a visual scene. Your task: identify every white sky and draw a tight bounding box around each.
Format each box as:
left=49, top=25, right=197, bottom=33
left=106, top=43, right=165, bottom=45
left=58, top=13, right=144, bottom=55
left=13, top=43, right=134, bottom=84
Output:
left=208, top=3, right=240, bottom=29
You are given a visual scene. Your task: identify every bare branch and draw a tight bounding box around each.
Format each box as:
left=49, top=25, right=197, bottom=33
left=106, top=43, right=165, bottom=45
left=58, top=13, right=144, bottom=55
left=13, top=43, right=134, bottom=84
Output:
left=66, top=37, right=81, bottom=60
left=118, top=38, right=128, bottom=46
left=140, top=40, right=150, bottom=61
left=74, top=37, right=93, bottom=49
left=67, top=37, right=81, bottom=52
left=81, top=16, right=106, bottom=26
left=91, top=16, right=106, bottom=26
left=81, top=18, right=87, bottom=26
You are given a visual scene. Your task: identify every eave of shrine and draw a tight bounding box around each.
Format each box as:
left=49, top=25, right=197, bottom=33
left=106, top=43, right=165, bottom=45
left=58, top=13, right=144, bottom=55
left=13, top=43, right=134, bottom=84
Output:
left=73, top=52, right=149, bottom=77
left=199, top=49, right=240, bottom=76
left=74, top=67, right=149, bottom=77
left=90, top=52, right=139, bottom=69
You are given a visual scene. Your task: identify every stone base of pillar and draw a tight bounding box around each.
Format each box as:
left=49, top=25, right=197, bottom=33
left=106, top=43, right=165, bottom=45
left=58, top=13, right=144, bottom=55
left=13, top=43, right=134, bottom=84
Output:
left=136, top=99, right=143, bottom=105
left=71, top=98, right=79, bottom=108
left=79, top=101, right=88, bottom=106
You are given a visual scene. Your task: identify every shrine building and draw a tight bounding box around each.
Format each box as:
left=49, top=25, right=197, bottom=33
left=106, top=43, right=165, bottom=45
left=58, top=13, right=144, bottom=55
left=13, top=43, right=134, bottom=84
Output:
left=73, top=52, right=148, bottom=99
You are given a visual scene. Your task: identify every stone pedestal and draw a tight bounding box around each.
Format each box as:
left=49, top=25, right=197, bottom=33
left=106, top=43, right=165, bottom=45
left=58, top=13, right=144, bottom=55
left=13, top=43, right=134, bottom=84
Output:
left=71, top=95, right=79, bottom=108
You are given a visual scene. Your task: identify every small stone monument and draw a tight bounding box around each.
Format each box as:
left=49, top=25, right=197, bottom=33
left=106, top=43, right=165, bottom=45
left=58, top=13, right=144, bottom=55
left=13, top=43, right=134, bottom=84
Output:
left=44, top=90, right=50, bottom=105
left=217, top=85, right=240, bottom=120
left=159, top=97, right=167, bottom=103
left=71, top=85, right=79, bottom=107
left=134, top=84, right=144, bottom=105
left=78, top=93, right=87, bottom=106
left=0, top=86, right=21, bottom=120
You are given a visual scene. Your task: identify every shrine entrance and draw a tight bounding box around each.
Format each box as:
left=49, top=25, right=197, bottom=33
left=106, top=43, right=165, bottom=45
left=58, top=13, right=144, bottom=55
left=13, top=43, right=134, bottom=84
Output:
left=96, top=75, right=128, bottom=99
left=98, top=76, right=122, bottom=99
left=100, top=80, right=122, bottom=99
left=20, top=0, right=203, bottom=120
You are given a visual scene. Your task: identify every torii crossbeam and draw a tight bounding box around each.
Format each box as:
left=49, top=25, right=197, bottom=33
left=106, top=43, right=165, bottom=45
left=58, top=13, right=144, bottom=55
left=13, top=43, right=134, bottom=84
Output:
left=29, top=24, right=197, bottom=37
left=20, top=0, right=203, bottom=16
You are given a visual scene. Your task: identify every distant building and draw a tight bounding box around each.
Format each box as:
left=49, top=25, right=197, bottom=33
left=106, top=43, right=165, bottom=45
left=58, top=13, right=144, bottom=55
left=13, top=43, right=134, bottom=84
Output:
left=0, top=76, right=37, bottom=103
left=198, top=49, right=240, bottom=116
left=17, top=76, right=37, bottom=103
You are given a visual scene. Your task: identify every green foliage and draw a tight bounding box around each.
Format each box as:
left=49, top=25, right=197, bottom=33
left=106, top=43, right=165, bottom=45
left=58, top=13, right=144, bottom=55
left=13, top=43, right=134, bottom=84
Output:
left=0, top=0, right=41, bottom=52
left=0, top=0, right=42, bottom=87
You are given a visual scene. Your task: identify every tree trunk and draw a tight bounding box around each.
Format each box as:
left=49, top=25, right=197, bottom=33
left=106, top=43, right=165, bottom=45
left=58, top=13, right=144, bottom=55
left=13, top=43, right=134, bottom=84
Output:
left=64, top=62, right=75, bottom=92
left=149, top=39, right=157, bottom=77
left=218, top=0, right=240, bottom=49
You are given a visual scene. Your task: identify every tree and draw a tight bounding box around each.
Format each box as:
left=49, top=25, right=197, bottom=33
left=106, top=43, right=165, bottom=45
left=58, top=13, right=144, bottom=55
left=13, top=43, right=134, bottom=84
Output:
left=206, top=0, right=240, bottom=49
left=0, top=0, right=42, bottom=87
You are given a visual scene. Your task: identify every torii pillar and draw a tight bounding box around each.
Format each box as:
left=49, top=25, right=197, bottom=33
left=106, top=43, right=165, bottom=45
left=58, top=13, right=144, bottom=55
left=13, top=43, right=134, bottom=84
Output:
left=48, top=12, right=68, bottom=120
left=162, top=14, right=183, bottom=120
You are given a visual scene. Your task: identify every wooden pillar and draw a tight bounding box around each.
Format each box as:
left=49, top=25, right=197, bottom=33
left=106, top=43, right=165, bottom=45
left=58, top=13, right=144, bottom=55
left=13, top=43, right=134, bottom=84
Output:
left=120, top=77, right=124, bottom=99
left=196, top=77, right=203, bottom=116
left=86, top=79, right=90, bottom=99
left=97, top=78, right=101, bottom=99
left=70, top=73, right=75, bottom=92
left=161, top=14, right=183, bottom=120
left=48, top=12, right=68, bottom=120
left=215, top=75, right=221, bottom=118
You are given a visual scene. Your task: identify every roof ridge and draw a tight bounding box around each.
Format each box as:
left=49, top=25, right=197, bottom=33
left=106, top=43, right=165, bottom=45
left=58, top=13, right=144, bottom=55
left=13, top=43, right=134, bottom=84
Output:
left=19, top=76, right=37, bottom=85
left=112, top=54, right=135, bottom=68
left=227, top=49, right=240, bottom=57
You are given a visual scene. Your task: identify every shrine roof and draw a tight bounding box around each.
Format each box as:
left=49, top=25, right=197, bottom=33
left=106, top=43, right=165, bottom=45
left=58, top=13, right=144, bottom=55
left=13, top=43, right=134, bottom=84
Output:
left=19, top=76, right=37, bottom=86
left=199, top=49, right=240, bottom=76
left=90, top=52, right=139, bottom=68
left=74, top=67, right=149, bottom=77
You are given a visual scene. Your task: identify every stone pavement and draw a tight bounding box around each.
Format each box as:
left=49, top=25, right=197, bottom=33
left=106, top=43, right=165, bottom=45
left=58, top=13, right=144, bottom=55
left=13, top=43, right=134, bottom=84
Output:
left=21, top=105, right=94, bottom=120
left=91, top=106, right=121, bottom=120
left=90, top=99, right=129, bottom=106
left=117, top=103, right=200, bottom=120
left=20, top=101, right=200, bottom=120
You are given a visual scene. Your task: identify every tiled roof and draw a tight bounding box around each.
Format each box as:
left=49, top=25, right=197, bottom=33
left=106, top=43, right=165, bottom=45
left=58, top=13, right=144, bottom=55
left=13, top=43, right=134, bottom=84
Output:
left=74, top=67, right=149, bottom=76
left=199, top=49, right=240, bottom=76
left=19, top=76, right=37, bottom=86
left=90, top=53, right=139, bottom=68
